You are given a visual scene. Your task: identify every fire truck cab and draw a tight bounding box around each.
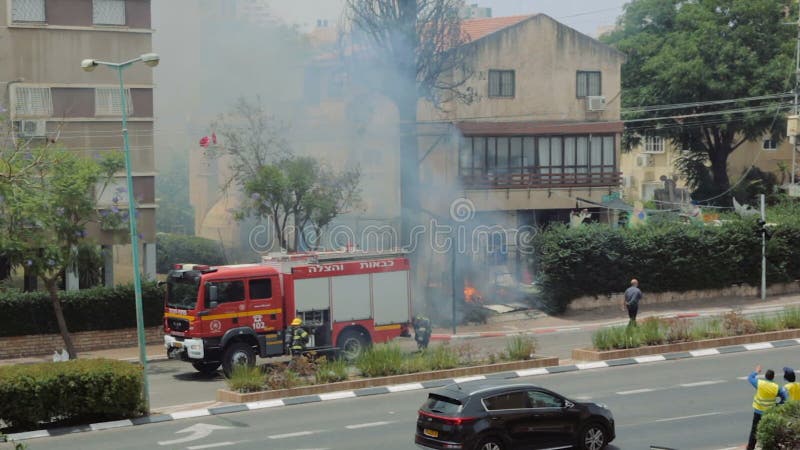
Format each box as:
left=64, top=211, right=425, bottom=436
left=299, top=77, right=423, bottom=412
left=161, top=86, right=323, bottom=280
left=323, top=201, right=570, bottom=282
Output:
left=163, top=250, right=412, bottom=377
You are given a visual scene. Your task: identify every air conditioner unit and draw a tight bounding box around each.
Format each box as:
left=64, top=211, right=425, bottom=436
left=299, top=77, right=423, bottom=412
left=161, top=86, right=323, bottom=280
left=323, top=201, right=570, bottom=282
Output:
left=14, top=120, right=46, bottom=138
left=587, top=96, right=606, bottom=112
left=636, top=153, right=653, bottom=168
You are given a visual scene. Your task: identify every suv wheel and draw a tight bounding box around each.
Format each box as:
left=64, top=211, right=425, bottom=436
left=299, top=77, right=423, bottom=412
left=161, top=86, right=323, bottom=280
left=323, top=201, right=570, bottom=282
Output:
left=475, top=435, right=505, bottom=450
left=579, top=423, right=607, bottom=450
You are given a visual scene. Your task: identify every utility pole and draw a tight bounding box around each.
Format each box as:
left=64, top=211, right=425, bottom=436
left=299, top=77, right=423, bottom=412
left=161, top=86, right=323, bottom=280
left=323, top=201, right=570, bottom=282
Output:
left=793, top=2, right=800, bottom=185
left=761, top=194, right=766, bottom=301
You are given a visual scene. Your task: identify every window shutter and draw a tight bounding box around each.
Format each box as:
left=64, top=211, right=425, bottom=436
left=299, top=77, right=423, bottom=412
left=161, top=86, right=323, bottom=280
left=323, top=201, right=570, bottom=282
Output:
left=588, top=72, right=601, bottom=96
left=11, top=0, right=45, bottom=22
left=501, top=71, right=514, bottom=97
left=488, top=71, right=500, bottom=97
left=95, top=88, right=133, bottom=116
left=576, top=72, right=587, bottom=97
left=93, top=0, right=126, bottom=25
left=14, top=87, right=52, bottom=116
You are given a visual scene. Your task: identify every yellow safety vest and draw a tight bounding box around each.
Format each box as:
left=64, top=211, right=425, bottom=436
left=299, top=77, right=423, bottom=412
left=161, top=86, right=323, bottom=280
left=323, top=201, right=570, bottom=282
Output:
left=785, top=382, right=800, bottom=402
left=752, top=379, right=780, bottom=412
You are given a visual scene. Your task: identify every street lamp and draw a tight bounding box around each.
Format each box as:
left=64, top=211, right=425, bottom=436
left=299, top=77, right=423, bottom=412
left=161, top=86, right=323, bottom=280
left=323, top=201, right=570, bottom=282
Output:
left=81, top=53, right=159, bottom=411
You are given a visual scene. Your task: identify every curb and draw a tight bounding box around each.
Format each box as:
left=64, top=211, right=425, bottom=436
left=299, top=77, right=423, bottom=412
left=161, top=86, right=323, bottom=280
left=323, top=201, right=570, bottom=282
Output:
left=7, top=337, right=800, bottom=442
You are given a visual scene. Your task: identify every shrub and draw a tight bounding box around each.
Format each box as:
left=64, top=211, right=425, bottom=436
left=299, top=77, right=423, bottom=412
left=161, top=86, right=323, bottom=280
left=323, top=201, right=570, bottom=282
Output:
left=356, top=344, right=405, bottom=377
left=753, top=314, right=782, bottom=333
left=504, top=335, right=537, bottom=360
left=756, top=400, right=800, bottom=449
left=781, top=307, right=800, bottom=329
left=422, top=344, right=460, bottom=370
left=264, top=365, right=303, bottom=390
left=689, top=318, right=724, bottom=341
left=723, top=310, right=757, bottom=336
left=226, top=365, right=264, bottom=393
left=156, top=233, right=226, bottom=274
left=0, top=359, right=145, bottom=431
left=314, top=357, right=348, bottom=384
left=638, top=318, right=665, bottom=346
left=0, top=282, right=164, bottom=337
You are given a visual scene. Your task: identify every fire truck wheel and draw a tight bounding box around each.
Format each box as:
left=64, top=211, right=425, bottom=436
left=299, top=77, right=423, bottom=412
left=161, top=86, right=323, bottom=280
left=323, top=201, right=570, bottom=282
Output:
left=222, top=342, right=256, bottom=377
left=336, top=329, right=369, bottom=361
left=192, top=361, right=221, bottom=375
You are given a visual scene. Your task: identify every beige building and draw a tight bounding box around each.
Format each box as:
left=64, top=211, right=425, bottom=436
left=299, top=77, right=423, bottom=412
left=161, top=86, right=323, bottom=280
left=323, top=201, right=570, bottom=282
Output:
left=0, top=0, right=156, bottom=286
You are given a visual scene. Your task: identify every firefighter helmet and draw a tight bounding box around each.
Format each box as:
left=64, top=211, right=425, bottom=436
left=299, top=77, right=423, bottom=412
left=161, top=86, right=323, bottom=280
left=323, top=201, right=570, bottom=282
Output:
left=291, top=318, right=302, bottom=326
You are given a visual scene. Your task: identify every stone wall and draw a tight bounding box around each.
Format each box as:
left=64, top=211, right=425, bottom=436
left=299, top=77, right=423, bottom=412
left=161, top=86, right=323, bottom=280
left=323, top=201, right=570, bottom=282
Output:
left=0, top=327, right=163, bottom=359
left=566, top=282, right=800, bottom=312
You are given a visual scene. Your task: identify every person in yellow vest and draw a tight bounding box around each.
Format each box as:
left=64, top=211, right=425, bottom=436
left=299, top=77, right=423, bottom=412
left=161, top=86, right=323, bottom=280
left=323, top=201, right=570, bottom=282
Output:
left=784, top=367, right=800, bottom=401
left=747, top=365, right=787, bottom=450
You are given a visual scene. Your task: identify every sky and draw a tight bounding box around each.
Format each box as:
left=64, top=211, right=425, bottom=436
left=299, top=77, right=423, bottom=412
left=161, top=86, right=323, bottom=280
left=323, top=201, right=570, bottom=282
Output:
left=265, top=0, right=630, bottom=37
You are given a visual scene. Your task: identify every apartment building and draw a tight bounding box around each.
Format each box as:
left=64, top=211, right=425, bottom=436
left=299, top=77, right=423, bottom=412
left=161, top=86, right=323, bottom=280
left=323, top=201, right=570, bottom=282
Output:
left=1, top=0, right=156, bottom=286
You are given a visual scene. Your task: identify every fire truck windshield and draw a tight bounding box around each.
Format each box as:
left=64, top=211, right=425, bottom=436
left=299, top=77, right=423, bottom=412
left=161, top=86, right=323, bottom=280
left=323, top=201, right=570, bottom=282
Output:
left=166, top=274, right=200, bottom=310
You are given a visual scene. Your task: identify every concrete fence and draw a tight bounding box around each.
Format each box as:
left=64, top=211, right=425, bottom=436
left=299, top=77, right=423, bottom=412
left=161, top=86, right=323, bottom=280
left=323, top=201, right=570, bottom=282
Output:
left=567, top=281, right=800, bottom=312
left=0, top=326, right=163, bottom=359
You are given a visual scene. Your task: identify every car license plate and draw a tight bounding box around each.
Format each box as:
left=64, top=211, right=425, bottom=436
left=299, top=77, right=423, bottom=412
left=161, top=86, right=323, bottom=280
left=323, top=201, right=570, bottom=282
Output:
left=423, top=429, right=438, bottom=438
left=172, top=342, right=183, bottom=348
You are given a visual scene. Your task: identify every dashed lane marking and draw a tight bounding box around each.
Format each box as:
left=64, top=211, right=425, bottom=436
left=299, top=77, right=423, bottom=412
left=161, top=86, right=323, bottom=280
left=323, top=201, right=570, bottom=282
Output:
left=345, top=421, right=393, bottom=429
left=616, top=388, right=654, bottom=395
left=268, top=431, right=320, bottom=439
left=187, top=442, right=247, bottom=449
left=654, top=412, right=721, bottom=423
left=680, top=380, right=726, bottom=388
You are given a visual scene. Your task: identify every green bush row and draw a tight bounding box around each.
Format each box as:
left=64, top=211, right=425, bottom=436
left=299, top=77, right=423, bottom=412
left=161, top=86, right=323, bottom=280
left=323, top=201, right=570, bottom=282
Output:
left=757, top=400, right=800, bottom=448
left=0, top=359, right=145, bottom=431
left=156, top=233, right=226, bottom=274
left=531, top=202, right=800, bottom=313
left=0, top=282, right=164, bottom=337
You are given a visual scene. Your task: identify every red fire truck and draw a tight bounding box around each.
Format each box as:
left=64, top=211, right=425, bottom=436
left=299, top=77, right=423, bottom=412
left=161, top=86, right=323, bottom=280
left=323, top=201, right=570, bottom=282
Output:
left=163, top=250, right=413, bottom=376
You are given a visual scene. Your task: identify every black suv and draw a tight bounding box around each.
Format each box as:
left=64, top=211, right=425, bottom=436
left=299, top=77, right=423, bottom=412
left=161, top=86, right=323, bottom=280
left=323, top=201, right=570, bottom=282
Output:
left=415, top=381, right=614, bottom=450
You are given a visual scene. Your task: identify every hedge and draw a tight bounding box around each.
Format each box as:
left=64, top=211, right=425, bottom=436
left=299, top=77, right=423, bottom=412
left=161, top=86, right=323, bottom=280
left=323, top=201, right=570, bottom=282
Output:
left=156, top=232, right=226, bottom=274
left=0, top=283, right=164, bottom=337
left=531, top=202, right=800, bottom=313
left=756, top=400, right=800, bottom=448
left=0, top=359, right=145, bottom=431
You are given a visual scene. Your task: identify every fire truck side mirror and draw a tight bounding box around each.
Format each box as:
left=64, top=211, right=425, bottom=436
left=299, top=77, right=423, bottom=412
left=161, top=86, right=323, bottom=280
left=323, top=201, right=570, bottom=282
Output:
left=206, top=283, right=218, bottom=306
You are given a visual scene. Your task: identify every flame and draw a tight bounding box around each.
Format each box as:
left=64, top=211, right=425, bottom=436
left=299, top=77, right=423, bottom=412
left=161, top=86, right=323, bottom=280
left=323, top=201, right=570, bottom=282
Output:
left=463, top=284, right=481, bottom=303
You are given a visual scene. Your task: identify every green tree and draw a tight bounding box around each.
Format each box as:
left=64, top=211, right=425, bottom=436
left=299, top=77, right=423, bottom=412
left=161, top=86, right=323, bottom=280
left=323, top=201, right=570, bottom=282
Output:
left=238, top=157, right=361, bottom=252
left=602, top=0, right=795, bottom=203
left=0, top=147, right=123, bottom=358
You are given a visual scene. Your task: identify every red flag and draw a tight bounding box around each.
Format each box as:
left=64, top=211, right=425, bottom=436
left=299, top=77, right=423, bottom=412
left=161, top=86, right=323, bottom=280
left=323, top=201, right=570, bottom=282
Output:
left=199, top=136, right=210, bottom=148
left=211, top=132, right=217, bottom=145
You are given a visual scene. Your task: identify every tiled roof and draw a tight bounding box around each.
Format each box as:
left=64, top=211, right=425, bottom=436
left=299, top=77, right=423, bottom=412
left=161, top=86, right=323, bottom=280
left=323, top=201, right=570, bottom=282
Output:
left=461, top=15, right=535, bottom=42
left=456, top=120, right=624, bottom=136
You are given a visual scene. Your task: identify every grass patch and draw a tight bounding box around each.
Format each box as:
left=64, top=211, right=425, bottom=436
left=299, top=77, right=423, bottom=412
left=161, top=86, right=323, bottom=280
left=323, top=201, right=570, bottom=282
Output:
left=753, top=314, right=782, bottom=332
left=226, top=365, right=264, bottom=393
left=355, top=343, right=406, bottom=377
left=422, top=344, right=460, bottom=370
left=314, top=357, right=349, bottom=384
left=504, top=335, right=537, bottom=360
left=780, top=307, right=800, bottom=329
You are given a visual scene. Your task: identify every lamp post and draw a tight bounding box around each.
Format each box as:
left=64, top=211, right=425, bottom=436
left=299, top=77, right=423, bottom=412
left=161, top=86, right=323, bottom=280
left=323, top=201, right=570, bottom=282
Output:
left=81, top=53, right=159, bottom=411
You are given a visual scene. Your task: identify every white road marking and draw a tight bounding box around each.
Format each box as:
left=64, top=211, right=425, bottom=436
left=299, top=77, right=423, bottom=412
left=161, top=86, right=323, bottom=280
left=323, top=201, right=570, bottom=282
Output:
left=689, top=349, right=720, bottom=357
left=634, top=355, right=666, bottom=363
left=453, top=375, right=486, bottom=383
left=574, top=396, right=593, bottom=401
left=737, top=376, right=749, bottom=380
left=345, top=421, right=393, bottom=429
left=654, top=412, right=721, bottom=423
left=187, top=442, right=246, bottom=449
left=387, top=383, right=424, bottom=393
left=319, top=391, right=357, bottom=401
left=556, top=327, right=582, bottom=332
left=268, top=430, right=319, bottom=439
left=169, top=409, right=210, bottom=420
left=743, top=343, right=773, bottom=351
left=576, top=361, right=609, bottom=370
left=616, top=388, right=654, bottom=395
left=89, top=419, right=133, bottom=431
left=246, top=399, right=284, bottom=410
left=680, top=380, right=726, bottom=387
left=516, top=368, right=549, bottom=377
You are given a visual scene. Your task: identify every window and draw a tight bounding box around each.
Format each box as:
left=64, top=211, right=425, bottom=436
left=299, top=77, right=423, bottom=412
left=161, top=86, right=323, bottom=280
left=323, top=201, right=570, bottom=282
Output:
left=527, top=390, right=564, bottom=408
left=643, top=135, right=665, bottom=154
left=209, top=280, right=245, bottom=304
left=577, top=71, right=601, bottom=98
left=488, top=70, right=515, bottom=98
left=95, top=88, right=133, bottom=116
left=14, top=87, right=52, bottom=116
left=249, top=279, right=272, bottom=299
left=11, top=0, right=45, bottom=22
left=483, top=391, right=529, bottom=411
left=763, top=139, right=778, bottom=151
left=93, top=0, right=126, bottom=25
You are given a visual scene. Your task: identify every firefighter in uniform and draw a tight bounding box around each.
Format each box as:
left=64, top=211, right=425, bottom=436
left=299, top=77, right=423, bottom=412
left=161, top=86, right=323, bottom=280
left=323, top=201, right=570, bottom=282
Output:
left=413, top=314, right=431, bottom=350
left=746, top=364, right=787, bottom=450
left=784, top=367, right=800, bottom=401
left=288, top=318, right=309, bottom=357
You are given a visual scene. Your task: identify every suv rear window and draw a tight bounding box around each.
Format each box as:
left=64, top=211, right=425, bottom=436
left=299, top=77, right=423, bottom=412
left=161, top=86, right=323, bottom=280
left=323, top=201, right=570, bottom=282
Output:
left=422, top=394, right=462, bottom=415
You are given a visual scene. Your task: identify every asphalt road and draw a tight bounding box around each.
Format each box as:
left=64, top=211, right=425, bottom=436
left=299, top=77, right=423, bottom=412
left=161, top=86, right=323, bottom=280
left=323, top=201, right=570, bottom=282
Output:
left=35, top=345, right=798, bottom=450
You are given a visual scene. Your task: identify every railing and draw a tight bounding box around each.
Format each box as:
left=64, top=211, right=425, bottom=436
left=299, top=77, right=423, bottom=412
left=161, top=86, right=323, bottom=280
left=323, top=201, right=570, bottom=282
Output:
left=460, top=172, right=623, bottom=189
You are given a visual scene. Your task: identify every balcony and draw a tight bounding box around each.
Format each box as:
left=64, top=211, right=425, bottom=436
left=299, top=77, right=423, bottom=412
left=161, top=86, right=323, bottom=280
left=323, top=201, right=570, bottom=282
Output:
left=461, top=171, right=623, bottom=189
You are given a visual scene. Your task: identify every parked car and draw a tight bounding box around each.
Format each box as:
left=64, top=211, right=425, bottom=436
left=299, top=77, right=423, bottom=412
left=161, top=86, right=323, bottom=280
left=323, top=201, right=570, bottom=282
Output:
left=415, top=381, right=614, bottom=450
